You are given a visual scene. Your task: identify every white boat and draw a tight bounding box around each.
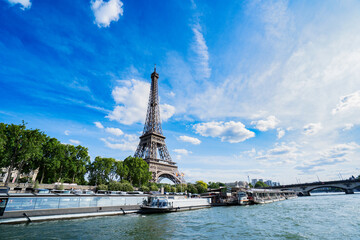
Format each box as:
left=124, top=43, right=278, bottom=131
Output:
left=237, top=191, right=250, bottom=205
left=141, top=196, right=211, bottom=213
left=246, top=189, right=296, bottom=204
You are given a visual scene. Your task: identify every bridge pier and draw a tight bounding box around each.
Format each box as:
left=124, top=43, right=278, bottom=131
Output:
left=345, top=189, right=354, bottom=194
left=298, top=191, right=311, bottom=196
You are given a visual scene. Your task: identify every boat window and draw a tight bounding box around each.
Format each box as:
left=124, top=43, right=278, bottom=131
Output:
left=111, top=197, right=126, bottom=206
left=35, top=197, right=60, bottom=210
left=5, top=197, right=36, bottom=211
left=97, top=197, right=112, bottom=207
left=79, top=197, right=98, bottom=208
left=59, top=197, right=80, bottom=208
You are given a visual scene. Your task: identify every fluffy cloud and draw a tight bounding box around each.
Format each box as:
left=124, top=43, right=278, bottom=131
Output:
left=69, top=139, right=80, bottom=145
left=191, top=23, right=211, bottom=79
left=173, top=149, right=192, bottom=155
left=343, top=123, right=354, bottom=131
left=303, top=123, right=322, bottom=135
left=64, top=130, right=70, bottom=136
left=332, top=91, right=360, bottom=114
left=91, top=0, right=123, bottom=28
left=178, top=135, right=201, bottom=145
left=256, top=142, right=299, bottom=165
left=107, top=79, right=175, bottom=125
left=100, top=134, right=138, bottom=151
left=94, top=121, right=104, bottom=129
left=107, top=80, right=149, bottom=125
left=160, top=104, right=176, bottom=122
left=295, top=142, right=359, bottom=173
left=277, top=128, right=285, bottom=139
left=251, top=115, right=279, bottom=131
left=7, top=0, right=31, bottom=10
left=193, top=121, right=255, bottom=143
left=105, top=127, right=123, bottom=136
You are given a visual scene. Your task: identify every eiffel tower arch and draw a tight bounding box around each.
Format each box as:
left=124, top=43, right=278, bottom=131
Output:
left=134, top=67, right=184, bottom=184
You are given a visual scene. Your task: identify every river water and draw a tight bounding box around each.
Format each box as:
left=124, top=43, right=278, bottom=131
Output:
left=1, top=193, right=360, bottom=240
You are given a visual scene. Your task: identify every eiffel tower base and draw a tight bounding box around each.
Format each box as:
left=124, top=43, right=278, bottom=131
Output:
left=147, top=159, right=183, bottom=184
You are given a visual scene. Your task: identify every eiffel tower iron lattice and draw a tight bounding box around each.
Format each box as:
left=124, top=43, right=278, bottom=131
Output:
left=134, top=67, right=184, bottom=184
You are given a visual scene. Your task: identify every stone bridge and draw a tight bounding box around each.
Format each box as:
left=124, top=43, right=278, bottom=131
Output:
left=269, top=179, right=360, bottom=196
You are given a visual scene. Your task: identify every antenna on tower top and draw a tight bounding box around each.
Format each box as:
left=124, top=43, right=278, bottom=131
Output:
left=154, top=64, right=156, bottom=72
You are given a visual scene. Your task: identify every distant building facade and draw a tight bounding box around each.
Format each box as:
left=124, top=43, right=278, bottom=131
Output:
left=0, top=167, right=38, bottom=184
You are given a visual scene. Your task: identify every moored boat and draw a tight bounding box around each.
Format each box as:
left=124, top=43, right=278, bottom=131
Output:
left=140, top=196, right=211, bottom=213
left=0, top=192, right=147, bottom=224
left=246, top=189, right=296, bottom=204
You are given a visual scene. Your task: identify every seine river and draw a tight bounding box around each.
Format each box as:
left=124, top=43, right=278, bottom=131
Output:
left=1, top=193, right=359, bottom=239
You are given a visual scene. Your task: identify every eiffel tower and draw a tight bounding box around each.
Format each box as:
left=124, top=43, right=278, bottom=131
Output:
left=134, top=66, right=184, bottom=184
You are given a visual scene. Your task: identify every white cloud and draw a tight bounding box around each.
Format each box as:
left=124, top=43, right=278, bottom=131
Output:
left=244, top=169, right=265, bottom=175
left=173, top=149, right=192, bottom=155
left=91, top=0, right=123, bottom=28
left=332, top=91, right=360, bottom=114
left=107, top=80, right=149, bottom=125
left=100, top=134, right=138, bottom=151
left=277, top=128, right=285, bottom=139
left=191, top=23, right=211, bottom=79
left=94, top=121, right=104, bottom=129
left=160, top=104, right=176, bottom=121
left=178, top=135, right=201, bottom=145
left=69, top=139, right=81, bottom=145
left=303, top=123, right=322, bottom=135
left=251, top=115, right=279, bottom=131
left=295, top=142, right=360, bottom=173
left=168, top=91, right=176, bottom=97
left=343, top=123, right=354, bottom=131
left=193, top=121, right=255, bottom=143
left=254, top=0, right=292, bottom=40
left=255, top=142, right=299, bottom=166
left=107, top=79, right=175, bottom=125
left=7, top=0, right=31, bottom=10
left=105, top=127, right=123, bottom=136
left=64, top=130, right=70, bottom=136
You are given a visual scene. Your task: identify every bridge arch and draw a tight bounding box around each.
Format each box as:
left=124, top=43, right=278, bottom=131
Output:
left=307, top=185, right=348, bottom=194
left=157, top=172, right=181, bottom=184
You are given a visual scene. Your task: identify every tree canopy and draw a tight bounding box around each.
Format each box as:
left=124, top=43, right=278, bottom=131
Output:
left=254, top=181, right=269, bottom=188
left=0, top=122, right=90, bottom=185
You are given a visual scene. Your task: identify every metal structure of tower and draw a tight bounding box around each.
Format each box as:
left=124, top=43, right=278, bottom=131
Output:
left=134, top=66, right=184, bottom=184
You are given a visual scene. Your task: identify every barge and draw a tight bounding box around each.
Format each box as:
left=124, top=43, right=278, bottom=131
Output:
left=0, top=192, right=147, bottom=224
left=247, top=189, right=297, bottom=204
left=140, top=196, right=211, bottom=213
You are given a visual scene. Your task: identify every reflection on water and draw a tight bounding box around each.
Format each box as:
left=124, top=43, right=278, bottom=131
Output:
left=1, top=193, right=360, bottom=240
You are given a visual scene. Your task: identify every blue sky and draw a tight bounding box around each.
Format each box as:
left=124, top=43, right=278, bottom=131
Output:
left=1, top=0, right=360, bottom=184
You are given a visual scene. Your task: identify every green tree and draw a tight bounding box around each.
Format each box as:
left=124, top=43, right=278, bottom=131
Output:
left=149, top=182, right=159, bottom=191
left=170, top=186, right=176, bottom=192
left=123, top=156, right=152, bottom=187
left=164, top=184, right=171, bottom=192
left=254, top=181, right=269, bottom=188
left=115, top=161, right=129, bottom=181
left=0, top=122, right=45, bottom=186
left=67, top=145, right=90, bottom=184
left=0, top=123, right=5, bottom=157
left=208, top=182, right=220, bottom=189
left=87, top=156, right=116, bottom=185
left=187, top=183, right=198, bottom=194
left=176, top=183, right=187, bottom=193
left=195, top=180, right=208, bottom=193
left=35, top=137, right=62, bottom=184
left=141, top=185, right=150, bottom=192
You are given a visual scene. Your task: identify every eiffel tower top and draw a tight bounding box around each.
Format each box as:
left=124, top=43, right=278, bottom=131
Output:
left=142, top=65, right=163, bottom=136
left=134, top=67, right=176, bottom=167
